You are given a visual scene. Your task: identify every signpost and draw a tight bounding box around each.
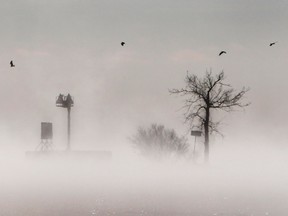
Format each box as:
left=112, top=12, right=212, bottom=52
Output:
left=36, top=122, right=53, bottom=151
left=191, top=130, right=202, bottom=156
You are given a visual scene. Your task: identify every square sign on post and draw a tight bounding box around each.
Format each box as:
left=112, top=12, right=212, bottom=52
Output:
left=41, top=122, right=53, bottom=140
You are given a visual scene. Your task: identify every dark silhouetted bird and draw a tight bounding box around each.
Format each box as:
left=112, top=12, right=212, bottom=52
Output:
left=219, top=51, right=227, bottom=56
left=121, top=42, right=125, bottom=46
left=10, top=61, right=15, bottom=67
left=269, top=41, right=278, bottom=46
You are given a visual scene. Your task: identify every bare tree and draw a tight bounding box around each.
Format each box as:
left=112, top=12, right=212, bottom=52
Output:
left=170, top=71, right=249, bottom=162
left=131, top=124, right=189, bottom=159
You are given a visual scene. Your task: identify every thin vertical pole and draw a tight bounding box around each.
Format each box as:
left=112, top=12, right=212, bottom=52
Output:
left=193, top=136, right=197, bottom=155
left=67, top=106, right=71, bottom=151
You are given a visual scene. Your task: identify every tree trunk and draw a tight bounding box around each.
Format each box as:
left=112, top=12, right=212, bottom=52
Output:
left=204, top=107, right=210, bottom=162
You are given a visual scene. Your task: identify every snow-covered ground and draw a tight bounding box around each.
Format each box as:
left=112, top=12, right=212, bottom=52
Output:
left=1, top=145, right=288, bottom=216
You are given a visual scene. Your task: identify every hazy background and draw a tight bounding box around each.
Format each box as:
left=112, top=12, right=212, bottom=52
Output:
left=0, top=0, right=287, bottom=154
left=1, top=1, right=288, bottom=215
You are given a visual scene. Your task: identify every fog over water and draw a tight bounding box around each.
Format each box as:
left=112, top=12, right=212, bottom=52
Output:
left=1, top=143, right=288, bottom=216
left=1, top=0, right=288, bottom=215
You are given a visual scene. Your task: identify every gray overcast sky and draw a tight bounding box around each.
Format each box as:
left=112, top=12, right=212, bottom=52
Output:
left=0, top=0, right=288, bottom=151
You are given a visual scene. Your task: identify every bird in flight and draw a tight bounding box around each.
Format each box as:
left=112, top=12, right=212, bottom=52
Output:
left=10, top=60, right=15, bottom=67
left=219, top=51, right=227, bottom=56
left=121, top=42, right=125, bottom=46
left=269, top=41, right=278, bottom=46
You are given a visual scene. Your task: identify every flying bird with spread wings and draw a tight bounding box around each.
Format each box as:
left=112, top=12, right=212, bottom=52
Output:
left=121, top=42, right=125, bottom=46
left=219, top=51, right=227, bottom=56
left=269, top=41, right=278, bottom=46
left=10, top=61, right=15, bottom=67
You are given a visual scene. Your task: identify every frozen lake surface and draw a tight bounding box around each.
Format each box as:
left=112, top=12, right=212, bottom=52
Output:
left=1, top=149, right=288, bottom=216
